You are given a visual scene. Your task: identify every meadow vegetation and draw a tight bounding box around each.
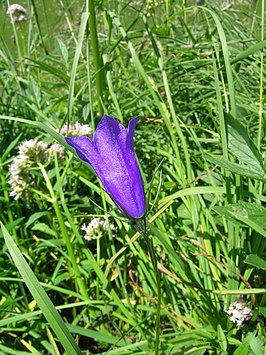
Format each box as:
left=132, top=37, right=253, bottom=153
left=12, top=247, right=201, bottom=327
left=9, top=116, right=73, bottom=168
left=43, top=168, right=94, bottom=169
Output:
left=0, top=0, right=266, bottom=354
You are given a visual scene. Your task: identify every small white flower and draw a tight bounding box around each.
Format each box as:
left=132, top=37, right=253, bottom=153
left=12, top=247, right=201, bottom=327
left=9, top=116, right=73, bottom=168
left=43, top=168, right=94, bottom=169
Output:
left=226, top=298, right=252, bottom=326
left=82, top=218, right=115, bottom=241
left=7, top=4, right=27, bottom=15
left=236, top=319, right=242, bottom=326
left=7, top=4, right=27, bottom=23
left=229, top=315, right=236, bottom=323
left=9, top=138, right=64, bottom=200
left=49, top=143, right=64, bottom=160
left=17, top=14, right=26, bottom=22
left=18, top=139, right=48, bottom=157
left=60, top=122, right=93, bottom=137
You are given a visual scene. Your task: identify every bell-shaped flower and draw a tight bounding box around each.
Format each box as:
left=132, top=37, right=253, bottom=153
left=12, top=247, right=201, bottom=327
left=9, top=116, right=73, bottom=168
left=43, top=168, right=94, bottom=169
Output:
left=66, top=115, right=146, bottom=220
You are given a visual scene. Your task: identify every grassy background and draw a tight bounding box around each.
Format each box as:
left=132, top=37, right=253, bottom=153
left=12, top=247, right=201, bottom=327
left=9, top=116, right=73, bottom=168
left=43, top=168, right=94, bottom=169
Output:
left=0, top=0, right=266, bottom=354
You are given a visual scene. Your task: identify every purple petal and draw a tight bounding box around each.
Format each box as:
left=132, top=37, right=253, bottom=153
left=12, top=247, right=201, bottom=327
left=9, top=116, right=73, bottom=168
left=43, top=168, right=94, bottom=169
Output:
left=126, top=117, right=138, bottom=151
left=65, top=136, right=99, bottom=167
left=65, top=115, right=146, bottom=219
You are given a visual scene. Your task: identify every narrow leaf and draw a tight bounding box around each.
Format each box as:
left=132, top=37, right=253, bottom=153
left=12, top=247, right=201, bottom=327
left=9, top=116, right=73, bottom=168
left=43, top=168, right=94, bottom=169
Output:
left=225, top=113, right=264, bottom=172
left=259, top=307, right=266, bottom=318
left=231, top=39, right=266, bottom=64
left=206, top=155, right=266, bottom=181
left=217, top=325, right=227, bottom=352
left=245, top=255, right=266, bottom=270
left=67, top=324, right=130, bottom=347
left=213, top=202, right=266, bottom=239
left=31, top=223, right=58, bottom=237
left=26, top=212, right=50, bottom=228
left=1, top=223, right=82, bottom=355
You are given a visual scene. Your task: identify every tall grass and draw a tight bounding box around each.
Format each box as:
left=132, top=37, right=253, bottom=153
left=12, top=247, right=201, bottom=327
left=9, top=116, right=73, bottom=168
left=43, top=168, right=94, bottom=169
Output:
left=0, top=0, right=266, bottom=354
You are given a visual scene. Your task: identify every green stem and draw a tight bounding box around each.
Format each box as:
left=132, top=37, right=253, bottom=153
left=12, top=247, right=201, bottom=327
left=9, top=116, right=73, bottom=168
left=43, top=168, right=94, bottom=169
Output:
left=59, top=154, right=73, bottom=190
left=6, top=0, right=22, bottom=61
left=257, top=0, right=265, bottom=151
left=38, top=164, right=88, bottom=299
left=145, top=233, right=161, bottom=354
left=87, top=0, right=105, bottom=119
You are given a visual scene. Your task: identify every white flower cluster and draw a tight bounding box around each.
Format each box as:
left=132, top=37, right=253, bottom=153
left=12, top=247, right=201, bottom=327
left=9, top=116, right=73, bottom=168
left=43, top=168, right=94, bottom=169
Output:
left=49, top=143, right=65, bottom=160
left=82, top=218, right=115, bottom=241
left=7, top=4, right=27, bottom=24
left=226, top=298, right=252, bottom=326
left=9, top=139, right=64, bottom=200
left=60, top=122, right=93, bottom=137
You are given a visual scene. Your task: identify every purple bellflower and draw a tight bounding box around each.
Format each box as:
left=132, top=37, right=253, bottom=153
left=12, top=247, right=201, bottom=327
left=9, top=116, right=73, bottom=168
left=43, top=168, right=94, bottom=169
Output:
left=66, top=115, right=146, bottom=231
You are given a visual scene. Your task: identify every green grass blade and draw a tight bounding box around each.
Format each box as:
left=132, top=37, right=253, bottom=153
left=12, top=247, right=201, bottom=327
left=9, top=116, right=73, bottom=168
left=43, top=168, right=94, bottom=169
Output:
left=1, top=222, right=82, bottom=355
left=203, top=7, right=236, bottom=116
left=67, top=12, right=89, bottom=125
left=225, top=113, right=264, bottom=171
left=245, top=255, right=266, bottom=270
left=67, top=324, right=130, bottom=347
left=230, top=39, right=266, bottom=64
left=205, top=155, right=266, bottom=182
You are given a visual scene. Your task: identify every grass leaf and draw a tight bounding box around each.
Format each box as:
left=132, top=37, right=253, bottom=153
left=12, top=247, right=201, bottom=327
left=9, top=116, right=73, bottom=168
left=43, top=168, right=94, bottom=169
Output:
left=225, top=113, right=264, bottom=172
left=205, top=155, right=266, bottom=181
left=1, top=222, right=82, bottom=355
left=245, top=255, right=266, bottom=270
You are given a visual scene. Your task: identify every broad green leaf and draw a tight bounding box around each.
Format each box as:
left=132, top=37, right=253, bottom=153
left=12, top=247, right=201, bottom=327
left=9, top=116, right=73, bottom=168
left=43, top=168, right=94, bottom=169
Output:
left=55, top=37, right=69, bottom=67
left=231, top=40, right=266, bottom=64
left=227, top=337, right=242, bottom=346
left=234, top=334, right=263, bottom=355
left=235, top=202, right=266, bottom=229
left=1, top=223, right=82, bottom=355
left=225, top=113, right=264, bottom=172
left=217, top=325, right=227, bottom=352
left=214, top=202, right=266, bottom=238
left=245, top=255, right=266, bottom=270
left=25, top=212, right=50, bottom=228
left=214, top=202, right=266, bottom=229
left=259, top=307, right=266, bottom=318
left=31, top=223, right=58, bottom=237
left=206, top=155, right=266, bottom=181
left=249, top=333, right=265, bottom=355
left=214, top=206, right=244, bottom=226
left=233, top=341, right=249, bottom=355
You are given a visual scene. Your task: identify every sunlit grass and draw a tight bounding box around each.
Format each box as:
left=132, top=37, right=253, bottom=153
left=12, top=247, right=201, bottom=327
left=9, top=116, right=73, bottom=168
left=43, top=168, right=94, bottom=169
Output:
left=0, top=0, right=265, bottom=353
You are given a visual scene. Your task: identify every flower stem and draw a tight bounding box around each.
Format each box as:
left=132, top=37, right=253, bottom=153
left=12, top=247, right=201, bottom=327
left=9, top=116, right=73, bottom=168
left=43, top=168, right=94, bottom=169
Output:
left=145, top=233, right=161, bottom=354
left=38, top=164, right=88, bottom=299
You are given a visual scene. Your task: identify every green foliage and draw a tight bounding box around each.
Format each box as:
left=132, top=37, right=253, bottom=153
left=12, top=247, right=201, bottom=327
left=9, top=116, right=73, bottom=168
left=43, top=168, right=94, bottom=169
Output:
left=0, top=0, right=266, bottom=354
